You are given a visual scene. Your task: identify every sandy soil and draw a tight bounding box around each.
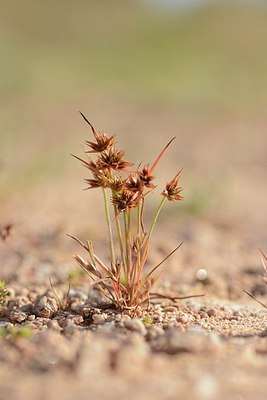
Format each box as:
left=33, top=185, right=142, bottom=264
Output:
left=0, top=183, right=267, bottom=400
left=1, top=108, right=267, bottom=400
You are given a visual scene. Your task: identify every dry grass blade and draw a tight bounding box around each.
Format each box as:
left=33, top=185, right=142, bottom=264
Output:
left=150, top=293, right=205, bottom=302
left=243, top=249, right=267, bottom=309
left=49, top=277, right=71, bottom=310
left=79, top=111, right=97, bottom=136
left=144, top=242, right=183, bottom=282
left=260, top=248, right=267, bottom=277
left=67, top=233, right=89, bottom=251
left=150, top=137, right=176, bottom=173
left=243, top=290, right=267, bottom=309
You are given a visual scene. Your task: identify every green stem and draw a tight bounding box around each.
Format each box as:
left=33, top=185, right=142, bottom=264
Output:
left=123, top=211, right=129, bottom=285
left=136, top=197, right=142, bottom=268
left=137, top=197, right=166, bottom=283
left=123, top=210, right=132, bottom=286
left=102, top=188, right=115, bottom=267
left=146, top=197, right=166, bottom=244
left=127, top=209, right=132, bottom=275
left=113, top=202, right=126, bottom=276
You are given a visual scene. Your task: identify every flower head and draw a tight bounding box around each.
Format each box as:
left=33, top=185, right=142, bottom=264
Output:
left=138, top=165, right=156, bottom=189
left=107, top=176, right=125, bottom=192
left=161, top=171, right=183, bottom=201
left=85, top=169, right=110, bottom=189
left=125, top=173, right=144, bottom=193
left=80, top=112, right=115, bottom=153
left=99, top=148, right=133, bottom=171
left=111, top=189, right=139, bottom=212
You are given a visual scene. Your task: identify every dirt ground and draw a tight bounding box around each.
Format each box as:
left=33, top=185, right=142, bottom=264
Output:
left=0, top=152, right=267, bottom=400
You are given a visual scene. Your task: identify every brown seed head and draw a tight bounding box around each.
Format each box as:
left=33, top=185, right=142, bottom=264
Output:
left=107, top=176, right=125, bottom=192
left=85, top=133, right=115, bottom=153
left=99, top=148, right=133, bottom=171
left=80, top=111, right=115, bottom=153
left=85, top=169, right=110, bottom=189
left=112, top=189, right=139, bottom=212
left=125, top=173, right=144, bottom=193
left=138, top=165, right=156, bottom=189
left=161, top=172, right=183, bottom=201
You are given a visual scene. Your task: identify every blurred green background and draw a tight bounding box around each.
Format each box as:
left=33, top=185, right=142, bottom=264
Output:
left=0, top=0, right=267, bottom=229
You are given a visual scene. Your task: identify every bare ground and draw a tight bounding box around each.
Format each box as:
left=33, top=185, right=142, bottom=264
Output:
left=1, top=179, right=267, bottom=400
left=0, top=105, right=267, bottom=400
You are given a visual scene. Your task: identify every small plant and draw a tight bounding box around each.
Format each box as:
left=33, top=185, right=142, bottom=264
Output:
left=49, top=276, right=72, bottom=311
left=0, top=280, right=8, bottom=306
left=244, top=248, right=267, bottom=309
left=0, top=325, right=32, bottom=339
left=70, top=113, right=184, bottom=310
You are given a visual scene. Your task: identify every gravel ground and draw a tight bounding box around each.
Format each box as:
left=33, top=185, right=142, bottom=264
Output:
left=1, top=205, right=267, bottom=400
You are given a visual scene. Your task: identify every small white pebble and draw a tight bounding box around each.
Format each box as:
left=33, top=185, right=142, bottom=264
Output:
left=196, top=268, right=208, bottom=281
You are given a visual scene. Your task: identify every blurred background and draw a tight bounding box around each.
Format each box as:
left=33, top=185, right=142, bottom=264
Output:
left=0, top=0, right=267, bottom=276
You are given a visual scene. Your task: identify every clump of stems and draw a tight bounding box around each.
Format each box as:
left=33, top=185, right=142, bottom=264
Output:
left=70, top=113, right=183, bottom=310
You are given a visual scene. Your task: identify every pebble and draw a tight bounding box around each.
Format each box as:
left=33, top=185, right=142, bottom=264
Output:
left=123, top=318, right=147, bottom=336
left=155, top=329, right=194, bottom=354
left=48, top=319, right=62, bottom=331
left=0, top=307, right=9, bottom=318
left=10, top=311, right=28, bottom=323
left=63, top=320, right=76, bottom=336
left=207, top=309, right=217, bottom=317
left=81, top=307, right=92, bottom=317
left=66, top=314, right=84, bottom=325
left=92, top=313, right=106, bottom=325
left=163, top=306, right=177, bottom=313
left=146, top=324, right=164, bottom=339
left=177, top=314, right=191, bottom=324
left=196, top=268, right=208, bottom=281
left=34, top=296, right=58, bottom=319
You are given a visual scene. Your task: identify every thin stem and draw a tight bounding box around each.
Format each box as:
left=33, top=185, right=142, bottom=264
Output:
left=131, top=197, right=142, bottom=287
left=112, top=201, right=126, bottom=277
left=136, top=197, right=167, bottom=286
left=127, top=209, right=132, bottom=277
left=123, top=211, right=129, bottom=285
left=137, top=197, right=141, bottom=244
left=146, top=197, right=166, bottom=244
left=102, top=188, right=115, bottom=267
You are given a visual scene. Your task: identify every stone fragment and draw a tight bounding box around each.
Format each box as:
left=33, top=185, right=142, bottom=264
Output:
left=123, top=318, right=147, bottom=336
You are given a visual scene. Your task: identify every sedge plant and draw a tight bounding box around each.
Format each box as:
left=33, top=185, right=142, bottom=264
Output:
left=244, top=248, right=267, bottom=309
left=70, top=113, right=184, bottom=310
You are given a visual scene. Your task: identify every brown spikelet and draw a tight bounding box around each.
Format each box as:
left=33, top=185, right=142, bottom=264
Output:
left=99, top=148, right=133, bottom=171
left=80, top=112, right=115, bottom=153
left=161, top=170, right=183, bottom=201
left=111, top=189, right=139, bottom=212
